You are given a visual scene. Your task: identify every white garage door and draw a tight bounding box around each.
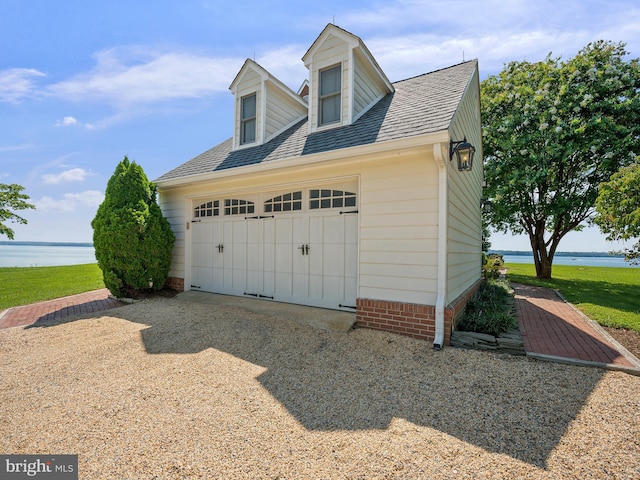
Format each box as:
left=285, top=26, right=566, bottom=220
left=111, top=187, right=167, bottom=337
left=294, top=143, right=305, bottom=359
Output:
left=190, top=186, right=358, bottom=310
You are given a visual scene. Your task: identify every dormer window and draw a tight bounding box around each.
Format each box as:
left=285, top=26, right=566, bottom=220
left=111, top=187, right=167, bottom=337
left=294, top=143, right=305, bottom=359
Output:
left=240, top=93, right=257, bottom=144
left=319, top=64, right=341, bottom=126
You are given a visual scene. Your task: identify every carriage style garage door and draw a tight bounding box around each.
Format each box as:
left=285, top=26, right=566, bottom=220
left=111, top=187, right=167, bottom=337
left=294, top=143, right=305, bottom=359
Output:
left=189, top=184, right=358, bottom=311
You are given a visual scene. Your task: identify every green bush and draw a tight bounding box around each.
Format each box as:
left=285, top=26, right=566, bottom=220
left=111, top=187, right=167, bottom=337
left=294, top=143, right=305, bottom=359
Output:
left=457, top=278, right=517, bottom=336
left=92, top=156, right=175, bottom=298
left=482, top=253, right=503, bottom=279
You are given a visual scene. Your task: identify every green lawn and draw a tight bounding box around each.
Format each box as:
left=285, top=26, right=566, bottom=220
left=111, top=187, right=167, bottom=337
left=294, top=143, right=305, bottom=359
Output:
left=506, top=263, right=640, bottom=333
left=0, top=264, right=104, bottom=311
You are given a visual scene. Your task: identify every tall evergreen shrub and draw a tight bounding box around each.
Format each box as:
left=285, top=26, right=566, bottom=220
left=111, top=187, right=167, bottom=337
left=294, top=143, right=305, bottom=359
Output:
left=92, top=157, right=175, bottom=297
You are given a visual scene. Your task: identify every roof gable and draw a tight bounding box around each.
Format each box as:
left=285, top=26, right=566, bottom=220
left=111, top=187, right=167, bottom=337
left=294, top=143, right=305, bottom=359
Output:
left=302, top=24, right=393, bottom=93
left=229, top=59, right=307, bottom=150
left=230, top=59, right=305, bottom=105
left=302, top=24, right=359, bottom=63
left=229, top=59, right=268, bottom=91
left=302, top=24, right=393, bottom=133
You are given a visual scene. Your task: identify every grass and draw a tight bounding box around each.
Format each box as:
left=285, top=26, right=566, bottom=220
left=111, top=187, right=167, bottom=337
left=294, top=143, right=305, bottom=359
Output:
left=0, top=264, right=104, bottom=311
left=506, top=263, right=640, bottom=333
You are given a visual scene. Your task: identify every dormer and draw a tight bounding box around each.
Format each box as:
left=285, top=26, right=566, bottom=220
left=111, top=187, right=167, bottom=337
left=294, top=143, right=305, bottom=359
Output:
left=229, top=59, right=308, bottom=151
left=302, top=24, right=394, bottom=134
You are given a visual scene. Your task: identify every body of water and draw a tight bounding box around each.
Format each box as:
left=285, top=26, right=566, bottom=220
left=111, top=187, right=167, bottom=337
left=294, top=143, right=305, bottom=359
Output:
left=501, top=254, right=639, bottom=268
left=0, top=244, right=96, bottom=267
left=1, top=244, right=638, bottom=269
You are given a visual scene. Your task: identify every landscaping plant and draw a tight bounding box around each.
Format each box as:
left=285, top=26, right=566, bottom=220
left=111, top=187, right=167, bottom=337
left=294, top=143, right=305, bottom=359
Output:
left=92, top=156, right=175, bottom=298
left=457, top=279, right=517, bottom=336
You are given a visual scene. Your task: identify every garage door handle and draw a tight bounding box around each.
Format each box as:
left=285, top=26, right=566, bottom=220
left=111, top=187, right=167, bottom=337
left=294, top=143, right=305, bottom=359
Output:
left=298, top=244, right=309, bottom=255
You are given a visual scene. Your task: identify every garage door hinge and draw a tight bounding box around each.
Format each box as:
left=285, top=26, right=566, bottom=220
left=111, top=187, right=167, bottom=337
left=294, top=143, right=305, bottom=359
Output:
left=339, top=210, right=358, bottom=215
left=191, top=285, right=201, bottom=289
left=191, top=219, right=202, bottom=223
left=244, top=292, right=258, bottom=297
left=339, top=304, right=357, bottom=310
left=259, top=294, right=274, bottom=299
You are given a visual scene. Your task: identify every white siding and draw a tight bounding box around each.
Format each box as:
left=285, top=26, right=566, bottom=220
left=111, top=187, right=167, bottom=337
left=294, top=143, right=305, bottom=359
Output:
left=353, top=51, right=386, bottom=120
left=313, top=34, right=349, bottom=66
left=264, top=82, right=307, bottom=140
left=447, top=66, right=483, bottom=303
left=358, top=153, right=440, bottom=305
left=158, top=190, right=188, bottom=280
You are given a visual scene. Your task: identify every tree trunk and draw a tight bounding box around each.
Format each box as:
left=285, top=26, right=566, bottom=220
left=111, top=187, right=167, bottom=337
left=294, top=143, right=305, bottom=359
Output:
left=529, top=231, right=553, bottom=279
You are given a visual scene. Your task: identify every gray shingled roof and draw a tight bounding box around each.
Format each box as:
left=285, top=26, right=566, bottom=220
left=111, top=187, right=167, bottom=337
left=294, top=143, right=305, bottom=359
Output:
left=155, top=60, right=477, bottom=183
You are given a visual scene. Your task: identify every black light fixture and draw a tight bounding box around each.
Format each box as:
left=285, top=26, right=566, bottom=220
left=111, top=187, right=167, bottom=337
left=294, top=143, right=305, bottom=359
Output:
left=481, top=198, right=492, bottom=214
left=450, top=136, right=476, bottom=171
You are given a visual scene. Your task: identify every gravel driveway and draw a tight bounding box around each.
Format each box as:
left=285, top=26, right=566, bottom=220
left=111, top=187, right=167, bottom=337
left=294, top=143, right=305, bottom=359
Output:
left=1, top=294, right=638, bottom=479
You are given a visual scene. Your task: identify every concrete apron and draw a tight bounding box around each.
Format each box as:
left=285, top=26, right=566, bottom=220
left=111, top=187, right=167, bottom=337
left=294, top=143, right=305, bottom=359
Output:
left=175, top=291, right=356, bottom=333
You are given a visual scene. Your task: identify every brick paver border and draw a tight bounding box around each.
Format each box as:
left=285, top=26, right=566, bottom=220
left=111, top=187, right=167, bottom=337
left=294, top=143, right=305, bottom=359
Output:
left=513, top=283, right=634, bottom=368
left=0, top=289, right=124, bottom=330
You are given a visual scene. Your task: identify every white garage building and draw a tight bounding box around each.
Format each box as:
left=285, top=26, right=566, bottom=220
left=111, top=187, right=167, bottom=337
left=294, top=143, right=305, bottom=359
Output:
left=155, top=24, right=484, bottom=348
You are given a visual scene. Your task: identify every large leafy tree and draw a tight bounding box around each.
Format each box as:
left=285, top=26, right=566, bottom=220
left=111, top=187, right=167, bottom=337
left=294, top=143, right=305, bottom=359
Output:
left=482, top=40, right=640, bottom=278
left=595, top=160, right=640, bottom=264
left=0, top=183, right=35, bottom=240
left=92, top=157, right=175, bottom=297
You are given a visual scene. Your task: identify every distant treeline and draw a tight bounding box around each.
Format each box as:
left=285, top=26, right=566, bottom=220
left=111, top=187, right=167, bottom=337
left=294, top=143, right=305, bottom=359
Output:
left=0, top=241, right=93, bottom=247
left=490, top=250, right=623, bottom=258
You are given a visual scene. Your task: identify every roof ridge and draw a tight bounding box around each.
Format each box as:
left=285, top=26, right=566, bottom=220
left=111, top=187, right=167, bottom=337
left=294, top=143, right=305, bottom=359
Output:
left=392, top=59, right=478, bottom=85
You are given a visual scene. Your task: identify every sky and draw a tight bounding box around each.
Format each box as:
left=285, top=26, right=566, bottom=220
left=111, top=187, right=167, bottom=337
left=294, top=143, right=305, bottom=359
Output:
left=1, top=0, right=639, bottom=252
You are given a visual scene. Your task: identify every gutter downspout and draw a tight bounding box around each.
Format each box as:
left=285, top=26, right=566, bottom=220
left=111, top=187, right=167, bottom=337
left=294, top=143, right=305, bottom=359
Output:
left=432, top=142, right=448, bottom=350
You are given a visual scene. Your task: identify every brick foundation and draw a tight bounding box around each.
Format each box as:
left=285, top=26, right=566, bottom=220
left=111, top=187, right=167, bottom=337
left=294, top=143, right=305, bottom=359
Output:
left=356, top=279, right=482, bottom=346
left=164, top=277, right=185, bottom=292
left=356, top=299, right=437, bottom=342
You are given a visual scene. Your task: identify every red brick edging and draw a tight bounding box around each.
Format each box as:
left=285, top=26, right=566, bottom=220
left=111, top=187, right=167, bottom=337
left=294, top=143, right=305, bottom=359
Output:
left=0, top=289, right=124, bottom=330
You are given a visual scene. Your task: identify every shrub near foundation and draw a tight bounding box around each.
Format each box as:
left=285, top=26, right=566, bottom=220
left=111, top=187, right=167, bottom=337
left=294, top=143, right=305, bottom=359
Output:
left=92, top=157, right=175, bottom=298
left=457, top=279, right=517, bottom=336
left=482, top=253, right=503, bottom=279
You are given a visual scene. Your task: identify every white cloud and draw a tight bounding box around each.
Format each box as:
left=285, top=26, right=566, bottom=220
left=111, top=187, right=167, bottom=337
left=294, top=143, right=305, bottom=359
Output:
left=47, top=47, right=244, bottom=106
left=339, top=0, right=640, bottom=79
left=0, top=68, right=45, bottom=103
left=255, top=44, right=309, bottom=89
left=56, top=116, right=79, bottom=127
left=35, top=190, right=104, bottom=213
left=54, top=116, right=99, bottom=129
left=368, top=29, right=598, bottom=80
left=42, top=168, right=91, bottom=185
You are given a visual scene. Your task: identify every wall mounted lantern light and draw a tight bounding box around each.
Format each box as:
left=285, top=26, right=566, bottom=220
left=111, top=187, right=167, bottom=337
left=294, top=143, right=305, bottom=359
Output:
left=450, top=136, right=476, bottom=171
left=481, top=198, right=492, bottom=214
